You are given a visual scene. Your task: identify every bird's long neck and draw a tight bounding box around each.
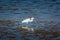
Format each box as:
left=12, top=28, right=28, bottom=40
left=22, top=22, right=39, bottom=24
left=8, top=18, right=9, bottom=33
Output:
left=30, top=18, right=33, bottom=21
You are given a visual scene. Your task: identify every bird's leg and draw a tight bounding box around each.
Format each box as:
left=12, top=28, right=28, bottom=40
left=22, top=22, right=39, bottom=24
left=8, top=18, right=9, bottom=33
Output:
left=26, top=25, right=27, bottom=27
left=25, top=24, right=27, bottom=27
left=25, top=23, right=28, bottom=27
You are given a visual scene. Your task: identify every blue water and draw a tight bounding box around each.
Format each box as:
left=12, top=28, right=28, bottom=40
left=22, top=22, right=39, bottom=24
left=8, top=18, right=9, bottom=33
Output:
left=0, top=0, right=60, bottom=40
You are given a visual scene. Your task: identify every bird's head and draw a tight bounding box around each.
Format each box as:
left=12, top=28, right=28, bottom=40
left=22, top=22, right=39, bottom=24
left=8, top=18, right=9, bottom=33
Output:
left=31, top=17, right=34, bottom=20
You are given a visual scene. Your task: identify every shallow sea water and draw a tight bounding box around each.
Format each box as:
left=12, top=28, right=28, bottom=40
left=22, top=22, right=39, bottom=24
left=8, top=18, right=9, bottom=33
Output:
left=0, top=0, right=60, bottom=40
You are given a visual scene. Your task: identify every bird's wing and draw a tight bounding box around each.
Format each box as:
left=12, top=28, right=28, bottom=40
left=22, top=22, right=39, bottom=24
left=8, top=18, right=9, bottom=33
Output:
left=22, top=19, right=30, bottom=22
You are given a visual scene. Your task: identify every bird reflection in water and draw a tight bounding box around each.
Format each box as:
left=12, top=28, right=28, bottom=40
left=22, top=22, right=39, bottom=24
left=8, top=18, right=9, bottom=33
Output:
left=21, top=17, right=34, bottom=32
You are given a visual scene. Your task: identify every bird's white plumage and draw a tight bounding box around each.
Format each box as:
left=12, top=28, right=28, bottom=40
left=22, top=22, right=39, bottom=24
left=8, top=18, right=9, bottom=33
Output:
left=22, top=17, right=34, bottom=24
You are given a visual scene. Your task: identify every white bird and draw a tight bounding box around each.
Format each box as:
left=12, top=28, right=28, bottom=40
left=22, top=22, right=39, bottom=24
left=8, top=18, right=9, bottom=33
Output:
left=22, top=17, right=34, bottom=24
left=21, top=17, right=34, bottom=32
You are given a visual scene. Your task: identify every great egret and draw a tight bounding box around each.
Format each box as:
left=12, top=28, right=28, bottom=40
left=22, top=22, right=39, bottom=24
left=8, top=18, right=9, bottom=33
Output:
left=22, top=17, right=34, bottom=24
left=21, top=17, right=34, bottom=32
